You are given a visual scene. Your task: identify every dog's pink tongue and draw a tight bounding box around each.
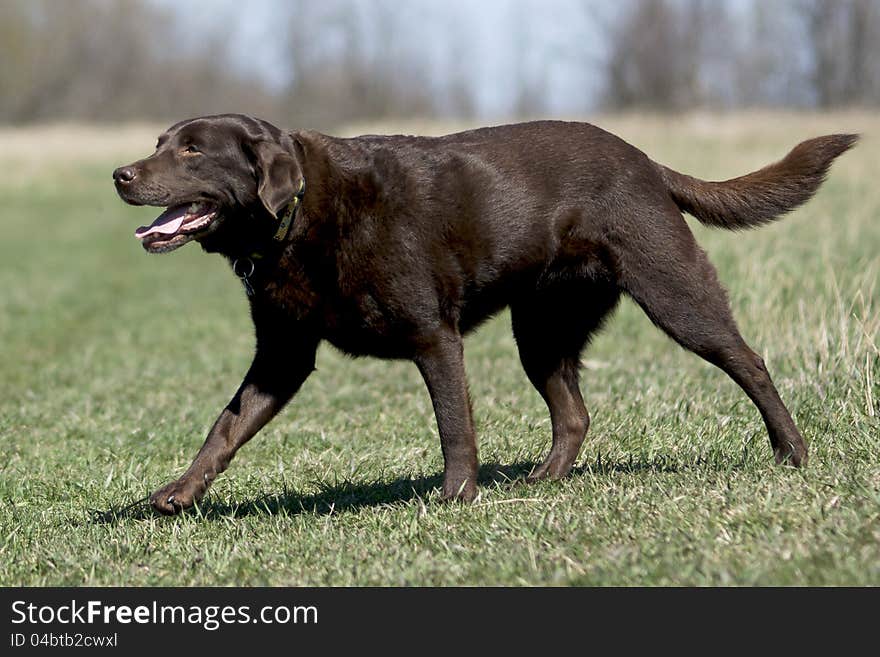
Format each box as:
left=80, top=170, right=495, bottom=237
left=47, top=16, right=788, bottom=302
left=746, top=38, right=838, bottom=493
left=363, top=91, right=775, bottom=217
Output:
left=135, top=205, right=188, bottom=239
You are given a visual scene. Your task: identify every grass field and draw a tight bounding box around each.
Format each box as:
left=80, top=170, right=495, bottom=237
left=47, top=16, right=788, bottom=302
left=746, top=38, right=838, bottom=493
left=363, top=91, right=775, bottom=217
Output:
left=1, top=112, right=878, bottom=586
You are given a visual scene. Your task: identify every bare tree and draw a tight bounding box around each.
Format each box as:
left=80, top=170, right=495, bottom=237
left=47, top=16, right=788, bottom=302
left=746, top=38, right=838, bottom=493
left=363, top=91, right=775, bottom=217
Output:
left=603, top=0, right=709, bottom=110
left=802, top=0, right=880, bottom=107
left=842, top=0, right=879, bottom=104
left=733, top=0, right=812, bottom=108
left=440, top=9, right=477, bottom=119
left=280, top=0, right=438, bottom=128
left=510, top=0, right=547, bottom=118
left=805, top=0, right=844, bottom=108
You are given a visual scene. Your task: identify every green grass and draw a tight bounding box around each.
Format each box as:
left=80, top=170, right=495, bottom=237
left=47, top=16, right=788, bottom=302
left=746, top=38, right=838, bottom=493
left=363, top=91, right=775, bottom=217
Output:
left=1, top=115, right=878, bottom=586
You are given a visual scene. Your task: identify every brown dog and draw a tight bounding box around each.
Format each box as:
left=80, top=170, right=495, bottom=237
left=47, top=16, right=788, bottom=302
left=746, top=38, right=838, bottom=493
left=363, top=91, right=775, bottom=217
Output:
left=113, top=115, right=856, bottom=514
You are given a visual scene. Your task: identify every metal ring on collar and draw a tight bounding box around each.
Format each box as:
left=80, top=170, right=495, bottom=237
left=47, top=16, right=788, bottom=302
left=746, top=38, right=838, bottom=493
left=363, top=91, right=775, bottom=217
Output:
left=232, top=257, right=255, bottom=278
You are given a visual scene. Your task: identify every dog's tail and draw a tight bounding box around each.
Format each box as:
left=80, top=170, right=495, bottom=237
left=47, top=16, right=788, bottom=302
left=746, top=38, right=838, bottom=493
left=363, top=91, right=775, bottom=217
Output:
left=655, top=134, right=858, bottom=230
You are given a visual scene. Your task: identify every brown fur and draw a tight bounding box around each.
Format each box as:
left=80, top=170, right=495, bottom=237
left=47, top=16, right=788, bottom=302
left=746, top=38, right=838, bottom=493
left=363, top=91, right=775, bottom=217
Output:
left=112, top=115, right=856, bottom=514
left=658, top=134, right=858, bottom=229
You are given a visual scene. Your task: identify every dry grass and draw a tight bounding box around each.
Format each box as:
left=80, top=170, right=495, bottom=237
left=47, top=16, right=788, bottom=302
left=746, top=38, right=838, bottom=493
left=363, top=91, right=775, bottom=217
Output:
left=0, top=122, right=164, bottom=186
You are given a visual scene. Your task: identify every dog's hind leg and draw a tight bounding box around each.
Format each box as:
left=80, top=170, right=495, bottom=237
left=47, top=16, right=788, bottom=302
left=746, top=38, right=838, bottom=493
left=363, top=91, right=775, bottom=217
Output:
left=618, top=210, right=808, bottom=466
left=512, top=284, right=620, bottom=481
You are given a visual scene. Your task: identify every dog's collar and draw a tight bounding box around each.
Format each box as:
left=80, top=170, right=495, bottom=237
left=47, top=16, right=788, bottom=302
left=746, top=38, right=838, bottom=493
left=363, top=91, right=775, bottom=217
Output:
left=233, top=178, right=305, bottom=298
left=272, top=178, right=306, bottom=243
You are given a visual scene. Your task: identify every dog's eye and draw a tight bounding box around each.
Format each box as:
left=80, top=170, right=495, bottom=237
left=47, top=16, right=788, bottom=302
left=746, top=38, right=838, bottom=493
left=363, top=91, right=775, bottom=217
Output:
left=181, top=145, right=201, bottom=155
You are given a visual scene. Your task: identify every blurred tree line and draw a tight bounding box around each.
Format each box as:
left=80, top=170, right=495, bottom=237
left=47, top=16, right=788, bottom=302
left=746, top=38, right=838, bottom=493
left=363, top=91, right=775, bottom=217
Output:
left=604, top=0, right=880, bottom=110
left=0, top=0, right=278, bottom=122
left=1, top=0, right=878, bottom=128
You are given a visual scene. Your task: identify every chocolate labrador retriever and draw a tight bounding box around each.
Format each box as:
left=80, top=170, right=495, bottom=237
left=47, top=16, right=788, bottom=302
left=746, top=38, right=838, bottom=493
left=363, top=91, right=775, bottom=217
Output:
left=113, top=114, right=856, bottom=514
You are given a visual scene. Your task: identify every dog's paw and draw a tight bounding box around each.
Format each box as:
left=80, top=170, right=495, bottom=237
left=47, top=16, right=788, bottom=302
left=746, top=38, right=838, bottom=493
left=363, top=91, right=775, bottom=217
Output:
left=525, top=455, right=575, bottom=483
left=149, top=479, right=202, bottom=515
left=440, top=476, right=478, bottom=503
left=774, top=443, right=808, bottom=468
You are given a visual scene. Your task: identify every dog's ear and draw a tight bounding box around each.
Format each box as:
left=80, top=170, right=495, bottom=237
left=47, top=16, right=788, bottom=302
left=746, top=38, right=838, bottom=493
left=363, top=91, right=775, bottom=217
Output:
left=252, top=140, right=303, bottom=218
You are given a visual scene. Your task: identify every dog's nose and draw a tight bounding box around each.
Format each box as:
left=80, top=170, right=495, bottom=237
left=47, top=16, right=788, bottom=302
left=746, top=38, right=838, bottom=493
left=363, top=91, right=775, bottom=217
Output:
left=113, top=166, right=137, bottom=184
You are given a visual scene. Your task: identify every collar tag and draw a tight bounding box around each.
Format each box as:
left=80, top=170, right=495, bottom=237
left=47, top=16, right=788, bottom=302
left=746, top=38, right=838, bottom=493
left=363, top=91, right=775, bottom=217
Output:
left=272, top=178, right=305, bottom=242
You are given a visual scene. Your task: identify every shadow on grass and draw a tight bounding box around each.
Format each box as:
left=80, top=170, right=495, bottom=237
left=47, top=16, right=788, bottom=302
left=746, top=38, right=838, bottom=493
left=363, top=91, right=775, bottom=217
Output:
left=89, top=451, right=733, bottom=524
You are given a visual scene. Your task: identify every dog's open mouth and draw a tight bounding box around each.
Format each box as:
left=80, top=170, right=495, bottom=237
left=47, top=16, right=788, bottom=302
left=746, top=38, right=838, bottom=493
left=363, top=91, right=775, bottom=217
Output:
left=135, top=202, right=220, bottom=253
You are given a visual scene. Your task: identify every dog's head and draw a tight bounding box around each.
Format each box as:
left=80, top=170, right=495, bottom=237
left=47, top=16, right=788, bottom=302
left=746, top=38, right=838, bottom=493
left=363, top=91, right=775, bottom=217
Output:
left=113, top=114, right=304, bottom=254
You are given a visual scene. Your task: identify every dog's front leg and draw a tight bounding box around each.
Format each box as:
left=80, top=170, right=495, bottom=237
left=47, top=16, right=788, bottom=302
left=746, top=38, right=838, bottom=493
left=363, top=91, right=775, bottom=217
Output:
left=150, top=336, right=318, bottom=515
left=414, top=326, right=480, bottom=502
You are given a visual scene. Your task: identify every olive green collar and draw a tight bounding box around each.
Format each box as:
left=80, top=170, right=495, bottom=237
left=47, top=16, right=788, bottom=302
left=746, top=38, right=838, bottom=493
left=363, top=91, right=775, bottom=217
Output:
left=272, top=178, right=306, bottom=243
left=233, top=178, right=305, bottom=298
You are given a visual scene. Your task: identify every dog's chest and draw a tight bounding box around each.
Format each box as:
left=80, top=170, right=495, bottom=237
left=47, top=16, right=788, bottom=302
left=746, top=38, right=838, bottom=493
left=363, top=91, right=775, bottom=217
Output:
left=252, top=254, right=321, bottom=321
left=251, top=255, right=416, bottom=357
